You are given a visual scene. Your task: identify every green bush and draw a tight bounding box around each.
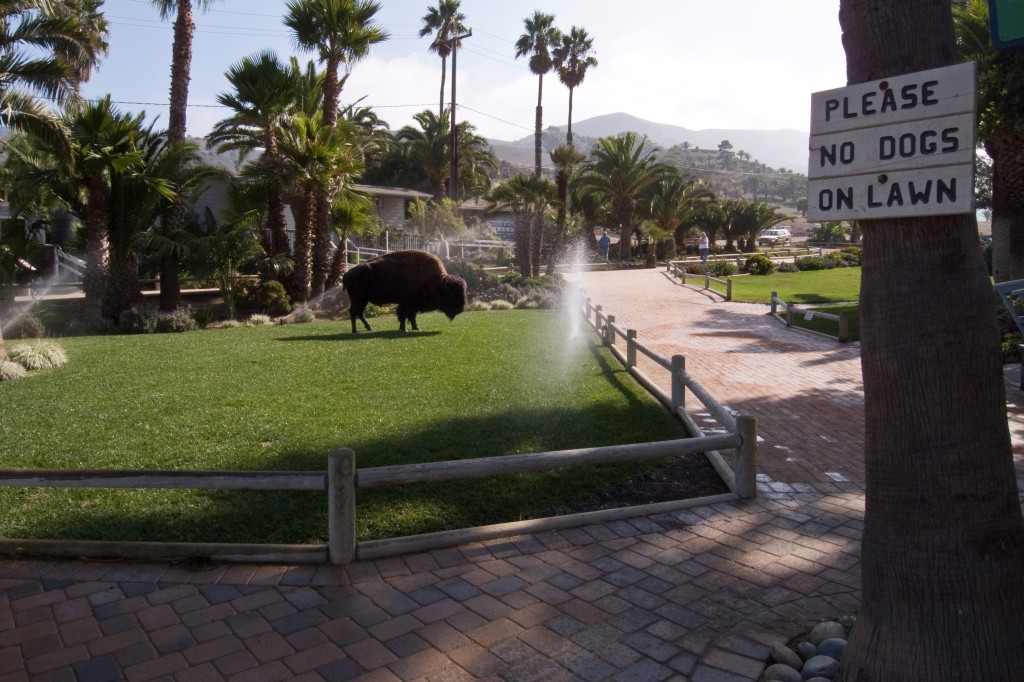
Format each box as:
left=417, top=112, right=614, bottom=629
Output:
left=825, top=251, right=847, bottom=268
left=795, top=256, right=827, bottom=271
left=744, top=254, right=776, bottom=276
left=839, top=246, right=862, bottom=266
left=155, top=307, right=198, bottom=333
left=193, top=307, right=214, bottom=328
left=5, top=312, right=45, bottom=339
left=776, top=262, right=799, bottom=273
left=707, top=260, right=737, bottom=277
left=445, top=260, right=500, bottom=297
left=119, top=304, right=157, bottom=334
left=1002, top=332, right=1024, bottom=364
left=239, top=279, right=292, bottom=318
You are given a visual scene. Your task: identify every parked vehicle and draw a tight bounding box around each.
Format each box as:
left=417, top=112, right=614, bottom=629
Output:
left=758, top=228, right=792, bottom=247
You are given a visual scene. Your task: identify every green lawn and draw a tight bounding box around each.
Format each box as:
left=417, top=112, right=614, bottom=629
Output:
left=728, top=267, right=862, bottom=341
left=0, top=310, right=693, bottom=544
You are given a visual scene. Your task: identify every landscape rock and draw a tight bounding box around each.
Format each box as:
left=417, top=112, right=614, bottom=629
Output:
left=763, top=662, right=803, bottom=682
left=772, top=642, right=805, bottom=670
left=807, top=621, right=846, bottom=645
left=816, top=637, right=847, bottom=661
left=797, top=641, right=818, bottom=661
left=802, top=654, right=840, bottom=680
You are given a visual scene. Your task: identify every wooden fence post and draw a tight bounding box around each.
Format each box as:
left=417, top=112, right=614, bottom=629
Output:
left=627, top=330, right=637, bottom=368
left=328, top=448, right=356, bottom=565
left=605, top=315, right=616, bottom=346
left=726, top=279, right=732, bottom=302
left=785, top=302, right=794, bottom=327
left=838, top=311, right=849, bottom=343
left=734, top=415, right=758, bottom=498
left=704, top=273, right=710, bottom=290
left=770, top=292, right=778, bottom=315
left=585, top=297, right=592, bottom=322
left=671, top=355, right=685, bottom=413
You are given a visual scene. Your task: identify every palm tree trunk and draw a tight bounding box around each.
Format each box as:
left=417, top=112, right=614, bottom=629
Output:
left=989, top=137, right=1024, bottom=282
left=82, top=181, right=109, bottom=324
left=531, top=209, right=543, bottom=277
left=102, top=252, right=144, bottom=322
left=534, top=74, right=544, bottom=178
left=566, top=87, right=574, bottom=148
left=439, top=56, right=447, bottom=120
left=836, top=1, right=1024, bottom=678
left=327, top=230, right=348, bottom=289
left=311, top=190, right=333, bottom=299
left=515, top=213, right=532, bottom=275
left=290, top=183, right=316, bottom=303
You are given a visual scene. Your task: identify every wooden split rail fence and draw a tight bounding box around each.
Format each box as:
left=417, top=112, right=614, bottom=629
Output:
left=0, top=297, right=758, bottom=565
left=770, top=291, right=850, bottom=343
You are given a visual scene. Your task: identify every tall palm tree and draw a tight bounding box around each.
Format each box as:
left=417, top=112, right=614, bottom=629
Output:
left=284, top=0, right=387, bottom=297
left=552, top=26, right=597, bottom=149
left=150, top=0, right=222, bottom=311
left=640, top=171, right=716, bottom=263
left=576, top=132, right=670, bottom=261
left=419, top=0, right=467, bottom=120
left=515, top=11, right=560, bottom=178
left=208, top=51, right=298, bottom=259
left=546, top=143, right=584, bottom=274
left=397, top=109, right=451, bottom=203
left=52, top=0, right=109, bottom=90
left=489, top=173, right=554, bottom=277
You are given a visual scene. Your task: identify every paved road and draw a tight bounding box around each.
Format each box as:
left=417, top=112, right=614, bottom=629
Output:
left=1, top=269, right=1020, bottom=681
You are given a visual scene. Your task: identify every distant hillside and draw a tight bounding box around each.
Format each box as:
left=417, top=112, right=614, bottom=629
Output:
left=489, top=112, right=810, bottom=174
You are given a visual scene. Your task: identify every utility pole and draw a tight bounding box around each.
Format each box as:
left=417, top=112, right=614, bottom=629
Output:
left=448, top=29, right=472, bottom=202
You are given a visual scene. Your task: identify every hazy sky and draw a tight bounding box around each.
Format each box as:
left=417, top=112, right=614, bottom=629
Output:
left=81, top=0, right=848, bottom=142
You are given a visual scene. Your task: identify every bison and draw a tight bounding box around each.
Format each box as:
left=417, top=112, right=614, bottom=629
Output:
left=341, top=250, right=467, bottom=333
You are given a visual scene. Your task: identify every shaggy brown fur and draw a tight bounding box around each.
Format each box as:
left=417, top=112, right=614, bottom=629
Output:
left=341, top=250, right=468, bottom=333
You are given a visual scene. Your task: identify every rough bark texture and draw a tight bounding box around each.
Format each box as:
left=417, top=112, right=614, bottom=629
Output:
left=990, top=137, right=1024, bottom=282
left=534, top=73, right=544, bottom=178
left=837, top=1, right=1024, bottom=679
left=159, top=0, right=195, bottom=312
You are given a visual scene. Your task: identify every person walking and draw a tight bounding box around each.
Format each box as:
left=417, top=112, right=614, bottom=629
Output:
left=598, top=230, right=611, bottom=261
left=699, top=232, right=710, bottom=267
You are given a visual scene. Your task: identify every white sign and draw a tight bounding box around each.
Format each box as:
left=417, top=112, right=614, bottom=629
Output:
left=807, top=62, right=976, bottom=221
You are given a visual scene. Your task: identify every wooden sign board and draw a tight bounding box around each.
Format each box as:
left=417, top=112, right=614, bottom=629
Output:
left=807, top=62, right=977, bottom=221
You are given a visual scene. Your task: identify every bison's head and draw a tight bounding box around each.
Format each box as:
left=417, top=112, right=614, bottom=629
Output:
left=440, top=275, right=468, bottom=321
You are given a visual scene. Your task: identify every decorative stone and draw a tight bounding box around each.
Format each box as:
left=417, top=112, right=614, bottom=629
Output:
left=763, top=662, right=803, bottom=682
left=816, top=637, right=847, bottom=661
left=805, top=678, right=832, bottom=682
left=807, top=621, right=846, bottom=645
left=797, top=641, right=817, bottom=661
left=771, top=642, right=804, bottom=670
left=802, top=654, right=840, bottom=680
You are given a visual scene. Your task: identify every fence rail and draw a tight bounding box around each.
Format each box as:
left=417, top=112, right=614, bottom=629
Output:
left=666, top=261, right=733, bottom=301
left=770, top=291, right=850, bottom=343
left=0, top=297, right=756, bottom=565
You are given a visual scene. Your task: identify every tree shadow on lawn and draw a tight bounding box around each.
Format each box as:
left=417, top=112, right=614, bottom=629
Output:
left=9, top=399, right=726, bottom=546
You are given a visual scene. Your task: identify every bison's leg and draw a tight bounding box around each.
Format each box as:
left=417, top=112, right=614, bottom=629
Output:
left=349, top=297, right=372, bottom=333
left=408, top=311, right=420, bottom=331
left=396, top=304, right=410, bottom=332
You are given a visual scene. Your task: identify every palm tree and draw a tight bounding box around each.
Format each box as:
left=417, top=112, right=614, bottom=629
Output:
left=552, top=26, right=597, bottom=148
left=641, top=171, right=716, bottom=264
left=266, top=112, right=364, bottom=302
left=515, top=11, right=560, bottom=178
left=284, top=0, right=387, bottom=297
left=489, top=173, right=554, bottom=277
left=835, top=1, right=1024, bottom=678
left=576, top=133, right=670, bottom=262
left=208, top=51, right=298, bottom=259
left=546, top=143, right=585, bottom=274
left=0, top=0, right=107, bottom=134
left=150, top=0, right=221, bottom=311
left=953, top=0, right=1024, bottom=282
left=722, top=198, right=787, bottom=252
left=419, top=0, right=467, bottom=120
left=397, top=109, right=451, bottom=203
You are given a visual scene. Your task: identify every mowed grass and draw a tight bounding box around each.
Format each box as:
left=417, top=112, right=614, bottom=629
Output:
left=730, top=267, right=862, bottom=341
left=0, top=309, right=692, bottom=544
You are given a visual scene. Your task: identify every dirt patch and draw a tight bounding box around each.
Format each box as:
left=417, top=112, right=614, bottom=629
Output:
left=579, top=452, right=731, bottom=511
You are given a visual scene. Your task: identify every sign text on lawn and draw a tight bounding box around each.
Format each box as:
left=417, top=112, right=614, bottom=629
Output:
left=807, top=62, right=977, bottom=222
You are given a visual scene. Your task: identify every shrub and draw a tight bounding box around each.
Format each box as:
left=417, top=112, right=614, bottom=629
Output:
left=744, top=254, right=776, bottom=276
left=489, top=299, right=514, bottom=310
left=466, top=301, right=491, bottom=311
left=795, top=256, right=827, bottom=271
left=0, top=359, right=26, bottom=382
left=776, top=262, right=799, bottom=273
left=5, top=312, right=45, bottom=339
left=8, top=342, right=68, bottom=371
left=119, top=304, right=157, bottom=334
left=193, top=307, right=214, bottom=328
left=219, top=319, right=244, bottom=329
left=445, top=261, right=500, bottom=297
left=707, top=260, right=737, bottom=277
left=282, top=305, right=315, bottom=324
left=247, top=314, right=272, bottom=326
left=239, top=279, right=292, bottom=317
left=825, top=251, right=848, bottom=268
left=838, top=246, right=862, bottom=266
left=1002, top=332, right=1024, bottom=364
left=684, top=262, right=707, bottom=275
left=155, top=307, right=198, bottom=333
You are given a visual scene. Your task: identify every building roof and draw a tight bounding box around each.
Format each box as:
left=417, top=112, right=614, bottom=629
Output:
left=353, top=184, right=432, bottom=200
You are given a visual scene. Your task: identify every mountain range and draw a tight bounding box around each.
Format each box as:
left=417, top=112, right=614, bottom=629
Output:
left=489, top=112, right=811, bottom=176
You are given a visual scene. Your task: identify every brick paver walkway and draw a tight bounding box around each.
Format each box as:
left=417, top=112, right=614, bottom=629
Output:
left=2, top=269, right=1020, bottom=681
